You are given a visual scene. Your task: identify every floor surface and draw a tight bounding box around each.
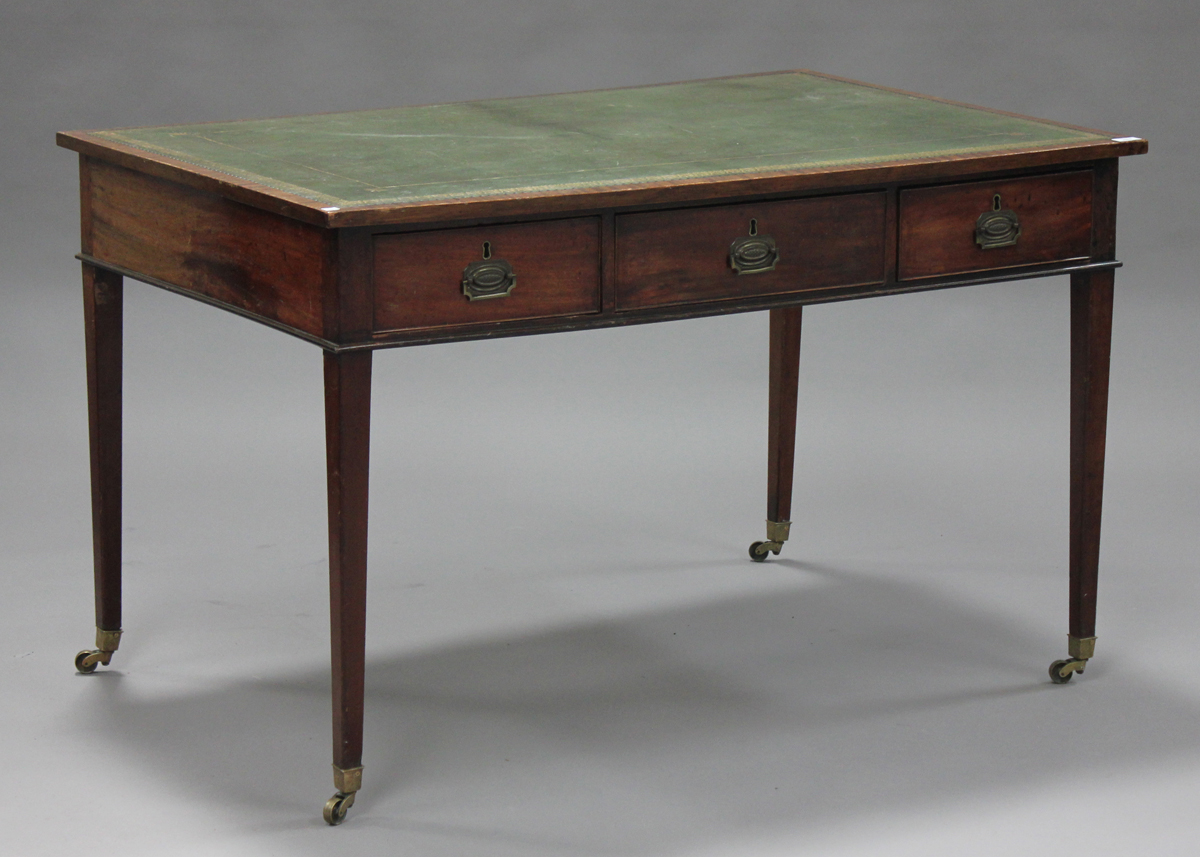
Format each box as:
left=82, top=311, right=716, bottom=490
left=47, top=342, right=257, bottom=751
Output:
left=4, top=259, right=1199, bottom=856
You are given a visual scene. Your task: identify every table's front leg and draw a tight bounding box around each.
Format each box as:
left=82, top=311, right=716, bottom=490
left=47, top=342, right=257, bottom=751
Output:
left=75, top=264, right=125, bottom=673
left=322, top=350, right=372, bottom=823
left=750, top=306, right=802, bottom=561
left=1050, top=268, right=1114, bottom=683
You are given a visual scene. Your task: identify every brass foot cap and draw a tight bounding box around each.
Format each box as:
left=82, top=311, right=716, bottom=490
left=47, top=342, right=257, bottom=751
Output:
left=765, top=520, right=791, bottom=543
left=332, top=765, right=363, bottom=794
left=95, top=628, right=123, bottom=652
left=1068, top=635, right=1096, bottom=660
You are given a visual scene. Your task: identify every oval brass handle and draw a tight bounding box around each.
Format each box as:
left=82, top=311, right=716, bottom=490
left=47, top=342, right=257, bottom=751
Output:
left=462, top=258, right=516, bottom=301
left=729, top=234, right=779, bottom=274
left=975, top=194, right=1020, bottom=249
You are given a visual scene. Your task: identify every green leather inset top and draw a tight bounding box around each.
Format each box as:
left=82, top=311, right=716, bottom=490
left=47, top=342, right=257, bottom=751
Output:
left=91, top=72, right=1111, bottom=209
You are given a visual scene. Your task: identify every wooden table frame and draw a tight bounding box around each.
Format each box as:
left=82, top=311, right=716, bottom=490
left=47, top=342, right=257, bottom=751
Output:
left=59, top=72, right=1146, bottom=825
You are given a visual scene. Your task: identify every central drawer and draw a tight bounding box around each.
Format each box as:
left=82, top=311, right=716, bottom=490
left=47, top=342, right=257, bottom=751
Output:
left=616, top=192, right=886, bottom=311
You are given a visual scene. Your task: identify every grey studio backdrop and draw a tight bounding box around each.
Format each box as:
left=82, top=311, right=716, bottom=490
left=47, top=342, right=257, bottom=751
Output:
left=3, top=2, right=1198, bottom=855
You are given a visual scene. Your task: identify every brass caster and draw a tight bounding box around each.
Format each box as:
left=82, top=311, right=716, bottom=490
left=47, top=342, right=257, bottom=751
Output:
left=748, top=540, right=782, bottom=562
left=750, top=521, right=790, bottom=562
left=324, top=790, right=356, bottom=825
left=1049, top=658, right=1087, bottom=684
left=75, top=628, right=121, bottom=674
left=74, top=649, right=106, bottom=674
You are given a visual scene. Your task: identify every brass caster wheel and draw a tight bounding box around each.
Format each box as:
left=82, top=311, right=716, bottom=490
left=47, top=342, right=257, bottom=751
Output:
left=1049, top=658, right=1085, bottom=684
left=75, top=630, right=120, bottom=673
left=75, top=650, right=100, bottom=674
left=323, top=790, right=356, bottom=825
left=749, top=540, right=782, bottom=562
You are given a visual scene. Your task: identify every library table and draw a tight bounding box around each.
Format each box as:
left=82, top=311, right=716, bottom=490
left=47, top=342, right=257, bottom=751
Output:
left=57, top=70, right=1147, bottom=824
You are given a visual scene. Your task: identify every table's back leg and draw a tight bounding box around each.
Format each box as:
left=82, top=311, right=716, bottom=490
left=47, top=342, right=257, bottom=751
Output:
left=75, top=264, right=125, bottom=674
left=322, top=350, right=372, bottom=823
left=750, top=306, right=802, bottom=561
left=1050, top=268, right=1114, bottom=684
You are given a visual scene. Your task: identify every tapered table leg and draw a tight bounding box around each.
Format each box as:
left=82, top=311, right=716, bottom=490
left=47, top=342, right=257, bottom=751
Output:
left=75, top=264, right=125, bottom=674
left=1050, top=269, right=1114, bottom=684
left=750, top=306, right=802, bottom=562
left=322, top=350, right=372, bottom=823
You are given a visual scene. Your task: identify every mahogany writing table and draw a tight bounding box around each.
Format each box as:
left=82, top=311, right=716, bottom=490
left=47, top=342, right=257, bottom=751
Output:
left=57, top=70, right=1147, bottom=824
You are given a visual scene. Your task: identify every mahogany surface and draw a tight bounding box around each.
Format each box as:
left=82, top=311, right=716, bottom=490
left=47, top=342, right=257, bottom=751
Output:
left=373, top=217, right=601, bottom=331
left=82, top=264, right=124, bottom=633
left=615, top=192, right=886, bottom=309
left=59, top=70, right=1147, bottom=822
left=324, top=351, right=373, bottom=773
left=898, top=170, right=1094, bottom=280
left=767, top=307, right=803, bottom=526
left=1069, top=269, right=1114, bottom=641
left=85, top=157, right=329, bottom=336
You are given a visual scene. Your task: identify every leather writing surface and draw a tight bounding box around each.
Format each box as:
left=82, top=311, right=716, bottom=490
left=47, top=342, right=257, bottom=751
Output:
left=87, top=72, right=1109, bottom=209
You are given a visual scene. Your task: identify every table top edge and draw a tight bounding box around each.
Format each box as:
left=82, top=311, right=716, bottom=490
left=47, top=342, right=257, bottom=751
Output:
left=57, top=68, right=1148, bottom=230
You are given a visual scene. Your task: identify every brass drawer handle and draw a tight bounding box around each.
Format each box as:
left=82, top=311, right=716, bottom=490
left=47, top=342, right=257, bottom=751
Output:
left=729, top=219, right=779, bottom=274
left=462, top=242, right=515, bottom=300
left=975, top=194, right=1020, bottom=249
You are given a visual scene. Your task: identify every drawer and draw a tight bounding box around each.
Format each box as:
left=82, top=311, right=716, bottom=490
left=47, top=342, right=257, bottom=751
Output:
left=373, top=217, right=601, bottom=332
left=616, top=192, right=886, bottom=311
left=898, top=171, right=1093, bottom=280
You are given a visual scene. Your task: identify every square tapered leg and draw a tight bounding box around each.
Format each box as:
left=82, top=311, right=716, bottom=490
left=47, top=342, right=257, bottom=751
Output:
left=323, top=350, right=372, bottom=822
left=750, top=306, right=802, bottom=562
left=1050, top=269, right=1113, bottom=684
left=76, top=264, right=124, bottom=674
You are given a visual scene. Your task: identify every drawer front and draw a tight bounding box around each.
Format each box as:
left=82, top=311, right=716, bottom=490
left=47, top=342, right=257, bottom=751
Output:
left=373, top=217, right=601, bottom=332
left=616, top=192, right=886, bottom=311
left=898, top=171, right=1093, bottom=280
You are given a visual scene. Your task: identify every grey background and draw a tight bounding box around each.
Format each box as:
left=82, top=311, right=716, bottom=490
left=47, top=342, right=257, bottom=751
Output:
left=3, top=2, right=1198, bottom=854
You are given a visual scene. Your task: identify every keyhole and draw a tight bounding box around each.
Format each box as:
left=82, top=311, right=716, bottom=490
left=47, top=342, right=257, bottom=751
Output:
left=482, top=241, right=492, bottom=259
left=992, top=195, right=1002, bottom=211
left=749, top=219, right=758, bottom=236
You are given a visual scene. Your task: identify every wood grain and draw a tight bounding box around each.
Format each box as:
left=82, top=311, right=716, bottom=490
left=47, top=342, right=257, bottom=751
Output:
left=330, top=228, right=374, bottom=344
left=373, top=217, right=601, bottom=332
left=898, top=171, right=1093, bottom=280
left=1069, top=269, right=1113, bottom=640
left=616, top=192, right=886, bottom=310
left=85, top=157, right=330, bottom=336
left=767, top=307, right=802, bottom=526
left=1091, top=159, right=1118, bottom=262
left=83, top=263, right=124, bottom=633
left=324, top=351, right=372, bottom=772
